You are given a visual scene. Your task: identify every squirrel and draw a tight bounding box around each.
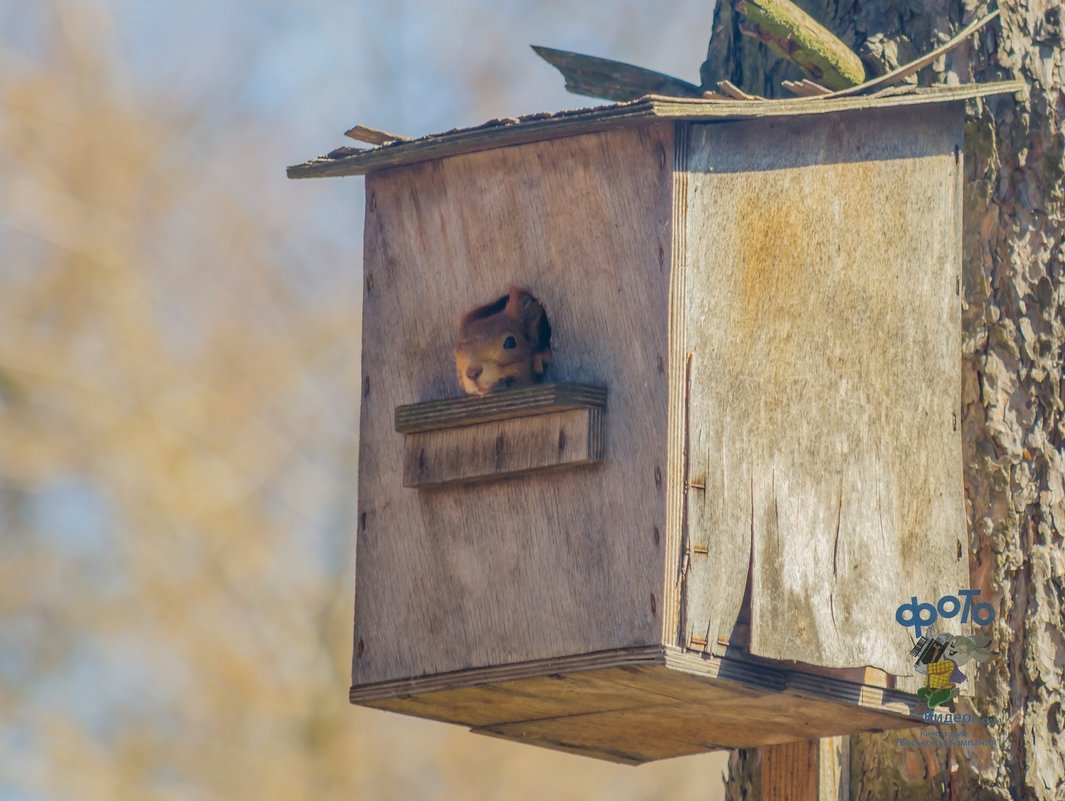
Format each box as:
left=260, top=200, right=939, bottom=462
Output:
left=453, top=286, right=552, bottom=396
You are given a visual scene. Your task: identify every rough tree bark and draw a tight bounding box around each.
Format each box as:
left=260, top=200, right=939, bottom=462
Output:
left=704, top=2, right=1065, bottom=800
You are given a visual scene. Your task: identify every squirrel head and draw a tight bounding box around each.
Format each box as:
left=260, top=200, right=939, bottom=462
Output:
left=454, top=286, right=551, bottom=397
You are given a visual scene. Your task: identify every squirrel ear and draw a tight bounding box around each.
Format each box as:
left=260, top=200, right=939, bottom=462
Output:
left=457, top=307, right=478, bottom=334
left=459, top=291, right=511, bottom=333
left=502, top=286, right=531, bottom=320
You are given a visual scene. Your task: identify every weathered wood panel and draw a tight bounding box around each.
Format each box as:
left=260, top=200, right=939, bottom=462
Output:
left=681, top=105, right=968, bottom=675
left=401, top=406, right=603, bottom=488
left=354, top=124, right=673, bottom=685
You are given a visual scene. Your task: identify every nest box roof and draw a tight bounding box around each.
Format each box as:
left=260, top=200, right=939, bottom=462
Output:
left=287, top=80, right=1020, bottom=180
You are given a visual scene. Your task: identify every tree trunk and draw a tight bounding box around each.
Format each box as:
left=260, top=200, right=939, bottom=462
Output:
left=707, top=2, right=1065, bottom=800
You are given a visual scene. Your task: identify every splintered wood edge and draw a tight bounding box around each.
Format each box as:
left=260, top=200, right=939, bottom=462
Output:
left=394, top=383, right=607, bottom=433
left=287, top=80, right=1023, bottom=179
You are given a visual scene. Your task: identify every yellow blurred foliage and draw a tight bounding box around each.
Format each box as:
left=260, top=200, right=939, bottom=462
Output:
left=0, top=1, right=726, bottom=799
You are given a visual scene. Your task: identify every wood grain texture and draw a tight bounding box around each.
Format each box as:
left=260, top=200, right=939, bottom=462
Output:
left=761, top=740, right=819, bottom=801
left=394, top=382, right=606, bottom=433
left=758, top=736, right=849, bottom=801
left=350, top=645, right=925, bottom=764
left=817, top=736, right=849, bottom=801
left=349, top=645, right=664, bottom=703
left=680, top=105, right=969, bottom=675
left=287, top=81, right=1021, bottom=179
left=662, top=121, right=689, bottom=648
left=470, top=666, right=919, bottom=763
left=401, top=407, right=603, bottom=488
left=354, top=124, right=673, bottom=686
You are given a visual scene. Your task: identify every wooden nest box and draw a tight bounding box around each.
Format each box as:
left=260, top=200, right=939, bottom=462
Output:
left=289, top=83, right=1017, bottom=764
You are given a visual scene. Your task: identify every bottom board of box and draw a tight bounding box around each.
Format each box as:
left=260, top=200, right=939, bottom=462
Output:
left=350, top=646, right=925, bottom=764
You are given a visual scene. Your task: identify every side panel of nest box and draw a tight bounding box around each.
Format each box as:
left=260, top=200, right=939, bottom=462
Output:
left=354, top=125, right=674, bottom=687
left=679, top=105, right=968, bottom=678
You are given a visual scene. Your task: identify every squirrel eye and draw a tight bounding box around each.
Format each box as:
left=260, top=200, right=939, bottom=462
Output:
left=503, top=335, right=517, bottom=350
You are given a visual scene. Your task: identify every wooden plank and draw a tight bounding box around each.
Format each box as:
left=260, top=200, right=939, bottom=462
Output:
left=717, top=80, right=765, bottom=100
left=663, top=648, right=922, bottom=720
left=646, top=80, right=1022, bottom=119
left=353, top=124, right=673, bottom=685
left=762, top=740, right=819, bottom=801
left=472, top=681, right=911, bottom=763
left=363, top=666, right=683, bottom=728
left=286, top=81, right=1022, bottom=179
left=662, top=120, right=689, bottom=649
left=394, top=382, right=606, bottom=433
left=680, top=105, right=969, bottom=676
left=598, top=662, right=765, bottom=705
left=351, top=650, right=920, bottom=763
left=289, top=103, right=657, bottom=179
left=818, top=736, right=850, bottom=801
left=471, top=727, right=646, bottom=765
left=345, top=124, right=411, bottom=145
left=473, top=704, right=732, bottom=764
left=531, top=45, right=704, bottom=102
left=782, top=79, right=832, bottom=97
left=760, top=736, right=849, bottom=801
left=349, top=645, right=664, bottom=701
left=401, top=406, right=603, bottom=488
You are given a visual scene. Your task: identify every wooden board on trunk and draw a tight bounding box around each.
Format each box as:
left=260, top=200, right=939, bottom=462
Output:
left=679, top=105, right=969, bottom=674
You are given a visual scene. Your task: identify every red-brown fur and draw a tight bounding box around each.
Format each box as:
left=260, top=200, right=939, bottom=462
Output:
left=453, top=286, right=551, bottom=396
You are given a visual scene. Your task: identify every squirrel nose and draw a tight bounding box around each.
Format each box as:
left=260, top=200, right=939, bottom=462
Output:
left=465, top=365, right=483, bottom=380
